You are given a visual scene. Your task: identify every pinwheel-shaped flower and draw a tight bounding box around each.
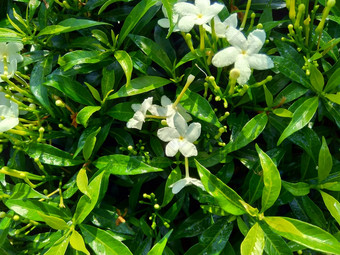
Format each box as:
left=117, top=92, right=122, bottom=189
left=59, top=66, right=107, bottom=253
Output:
left=0, top=42, right=23, bottom=82
left=212, top=28, right=274, bottom=85
left=158, top=0, right=186, bottom=32
left=174, top=0, right=224, bottom=32
left=170, top=176, right=205, bottom=194
left=0, top=92, right=19, bottom=132
left=157, top=113, right=201, bottom=157
left=127, top=97, right=156, bottom=130
left=203, top=13, right=238, bottom=38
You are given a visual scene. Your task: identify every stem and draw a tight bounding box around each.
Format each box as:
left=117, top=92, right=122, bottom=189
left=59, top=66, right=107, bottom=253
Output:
left=199, top=25, right=205, bottom=51
left=184, top=157, right=189, bottom=178
left=240, top=0, right=252, bottom=29
left=173, top=75, right=195, bottom=108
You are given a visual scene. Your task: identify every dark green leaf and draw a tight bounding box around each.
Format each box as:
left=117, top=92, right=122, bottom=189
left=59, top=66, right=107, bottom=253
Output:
left=114, top=50, right=133, bottom=86
left=162, top=167, right=181, bottom=207
left=318, top=136, right=333, bottom=182
left=309, top=64, right=324, bottom=92
left=325, top=67, right=340, bottom=93
left=106, top=102, right=134, bottom=121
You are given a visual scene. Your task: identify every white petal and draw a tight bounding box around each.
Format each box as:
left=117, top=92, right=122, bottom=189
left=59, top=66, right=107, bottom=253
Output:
left=177, top=104, right=192, bottom=122
left=165, top=140, right=180, bottom=157
left=185, top=122, right=201, bottom=142
left=248, top=54, right=274, bottom=70
left=226, top=27, right=247, bottom=50
left=179, top=140, right=197, bottom=157
left=212, top=47, right=240, bottom=68
left=161, top=95, right=172, bottom=106
left=157, top=127, right=180, bottom=142
left=173, top=113, right=188, bottom=136
left=170, top=179, right=189, bottom=194
left=126, top=118, right=142, bottom=130
left=247, top=29, right=266, bottom=55
left=158, top=18, right=170, bottom=28
left=235, top=56, right=251, bottom=85
left=140, top=97, right=153, bottom=114
left=148, top=105, right=166, bottom=116
left=178, top=16, right=196, bottom=32
left=188, top=177, right=206, bottom=191
left=174, top=3, right=199, bottom=16
left=195, top=0, right=210, bottom=10
left=133, top=111, right=145, bottom=122
left=0, top=93, right=11, bottom=108
left=202, top=3, right=224, bottom=18
left=131, top=103, right=141, bottom=112
left=223, top=13, right=238, bottom=29
left=0, top=117, right=19, bottom=132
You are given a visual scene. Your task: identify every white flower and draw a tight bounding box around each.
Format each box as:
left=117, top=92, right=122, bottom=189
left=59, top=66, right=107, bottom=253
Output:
left=150, top=95, right=192, bottom=128
left=158, top=0, right=186, bottom=32
left=174, top=0, right=224, bottom=32
left=203, top=13, right=238, bottom=38
left=0, top=42, right=23, bottom=82
left=127, top=97, right=155, bottom=130
left=157, top=113, right=201, bottom=157
left=170, top=177, right=205, bottom=194
left=0, top=92, right=19, bottom=132
left=212, top=28, right=274, bottom=85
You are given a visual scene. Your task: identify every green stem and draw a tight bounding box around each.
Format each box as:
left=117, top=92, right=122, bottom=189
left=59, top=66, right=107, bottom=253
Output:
left=184, top=157, right=189, bottom=178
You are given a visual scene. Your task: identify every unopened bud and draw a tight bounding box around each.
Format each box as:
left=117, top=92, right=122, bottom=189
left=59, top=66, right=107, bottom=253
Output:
left=230, top=68, right=240, bottom=80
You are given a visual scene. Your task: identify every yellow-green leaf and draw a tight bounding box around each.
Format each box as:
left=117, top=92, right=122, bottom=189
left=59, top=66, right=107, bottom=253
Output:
left=70, top=230, right=90, bottom=255
left=37, top=212, right=69, bottom=230
left=77, top=168, right=90, bottom=198
left=241, top=223, right=265, bottom=255
left=320, top=191, right=340, bottom=225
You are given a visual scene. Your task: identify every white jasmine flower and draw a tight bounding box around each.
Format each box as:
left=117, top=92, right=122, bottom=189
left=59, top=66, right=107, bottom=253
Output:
left=157, top=113, right=201, bottom=157
left=150, top=95, right=192, bottom=128
left=212, top=28, right=274, bottom=85
left=0, top=42, right=24, bottom=82
left=0, top=92, right=19, bottom=132
left=170, top=176, right=205, bottom=194
left=203, top=13, right=238, bottom=38
left=174, top=0, right=224, bottom=32
left=158, top=0, right=186, bottom=32
left=127, top=97, right=155, bottom=130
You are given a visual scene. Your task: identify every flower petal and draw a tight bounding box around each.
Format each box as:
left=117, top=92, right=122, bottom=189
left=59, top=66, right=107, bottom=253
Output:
left=170, top=179, right=189, bottom=194
left=248, top=54, right=274, bottom=70
left=235, top=56, right=251, bottom=85
left=126, top=118, right=142, bottom=130
left=247, top=29, right=266, bottom=55
left=133, top=111, right=145, bottom=122
left=202, top=3, right=224, bottom=19
left=158, top=18, right=170, bottom=28
left=0, top=116, right=19, bottom=132
left=188, top=177, right=206, bottom=191
left=173, top=113, right=188, bottom=136
left=165, top=139, right=180, bottom=157
left=140, top=97, right=153, bottom=114
left=185, top=122, right=201, bottom=142
left=161, top=95, right=172, bottom=107
left=212, top=47, right=240, bottom=68
left=177, top=104, right=192, bottom=122
left=223, top=13, right=238, bottom=29
left=177, top=16, right=196, bottom=32
left=174, top=3, right=199, bottom=16
left=157, top=127, right=180, bottom=142
left=226, top=27, right=247, bottom=50
left=131, top=103, right=141, bottom=112
left=195, top=0, right=210, bottom=10
left=179, top=140, right=197, bottom=157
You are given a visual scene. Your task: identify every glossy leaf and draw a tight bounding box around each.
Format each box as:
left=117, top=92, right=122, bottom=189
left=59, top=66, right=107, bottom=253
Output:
left=264, top=216, right=340, bottom=254
left=0, top=217, right=11, bottom=247
left=263, top=84, right=273, bottom=107
left=38, top=18, right=109, bottom=36
left=282, top=181, right=310, bottom=196
left=273, top=82, right=308, bottom=106
left=325, top=92, right=340, bottom=105
left=320, top=181, right=340, bottom=191
left=44, top=234, right=71, bottom=255
left=77, top=168, right=90, bottom=198
left=272, top=108, right=292, bottom=118
left=0, top=28, right=21, bottom=42
left=9, top=183, right=46, bottom=199
left=162, top=167, right=182, bottom=207
left=70, top=230, right=90, bottom=255
left=80, top=224, right=133, bottom=255
left=101, top=66, right=115, bottom=97
left=179, top=89, right=222, bottom=128
left=106, top=102, right=134, bottom=121
left=76, top=106, right=101, bottom=128
left=38, top=213, right=69, bottom=230
left=299, top=196, right=328, bottom=229
left=93, top=155, right=163, bottom=175
left=240, top=223, right=265, bottom=255
left=309, top=64, right=324, bottom=92
left=26, top=143, right=84, bottom=166
left=147, top=230, right=173, bottom=255
left=196, top=159, right=246, bottom=215
left=114, top=50, right=133, bottom=87
left=318, top=136, right=333, bottom=182
left=320, top=191, right=340, bottom=225
left=83, top=127, right=101, bottom=161
left=277, top=97, right=318, bottom=145
left=256, top=144, right=281, bottom=213
left=325, top=67, right=340, bottom=92
left=108, top=76, right=171, bottom=100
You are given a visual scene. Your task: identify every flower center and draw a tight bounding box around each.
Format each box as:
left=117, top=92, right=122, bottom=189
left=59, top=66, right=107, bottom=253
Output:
left=0, top=116, right=5, bottom=120
left=197, top=13, right=203, bottom=19
left=241, top=50, right=247, bottom=55
left=179, top=136, right=184, bottom=141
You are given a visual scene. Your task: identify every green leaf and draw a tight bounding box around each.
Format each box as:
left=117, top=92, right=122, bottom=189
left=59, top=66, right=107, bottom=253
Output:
left=101, top=66, right=115, bottom=97
left=83, top=127, right=101, bottom=161
left=277, top=97, right=318, bottom=145
left=0, top=28, right=22, bottom=42
left=179, top=89, right=222, bottom=128
left=108, top=76, right=171, bottom=99
left=77, top=168, right=90, bottom=198
left=9, top=183, right=46, bottom=199
left=299, top=196, right=328, bottom=229
left=0, top=216, right=11, bottom=247
left=198, top=217, right=233, bottom=254
left=272, top=108, right=293, bottom=118
left=175, top=51, right=197, bottom=69
left=195, top=159, right=246, bottom=216
left=264, top=216, right=340, bottom=255
left=147, top=230, right=173, bottom=255
left=282, top=181, right=310, bottom=196
left=309, top=64, right=324, bottom=92
left=223, top=113, right=268, bottom=154
left=44, top=234, right=71, bottom=255
left=93, top=155, right=163, bottom=175
left=318, top=136, right=333, bottom=182
left=320, top=181, right=340, bottom=191
left=320, top=191, right=340, bottom=225
left=325, top=67, right=340, bottom=92
left=70, top=230, right=90, bottom=255
left=117, top=0, right=158, bottom=48
left=26, top=143, right=84, bottom=166
left=76, top=106, right=101, bottom=128
left=80, top=224, right=133, bottom=255
left=5, top=200, right=71, bottom=221
left=58, top=50, right=110, bottom=71
left=323, top=99, right=340, bottom=128
left=98, top=0, right=134, bottom=14
left=273, top=82, right=308, bottom=106
left=162, top=167, right=182, bottom=207
left=37, top=212, right=70, bottom=230
left=256, top=145, right=281, bottom=213
left=129, top=34, right=173, bottom=75
left=73, top=171, right=105, bottom=224
left=106, top=102, right=134, bottom=121
left=263, top=84, right=273, bottom=107
left=92, top=29, right=110, bottom=46
left=45, top=75, right=96, bottom=105
left=325, top=92, right=340, bottom=105
left=114, top=50, right=133, bottom=87
left=85, top=82, right=102, bottom=103
left=38, top=18, right=109, bottom=36
left=241, top=223, right=265, bottom=255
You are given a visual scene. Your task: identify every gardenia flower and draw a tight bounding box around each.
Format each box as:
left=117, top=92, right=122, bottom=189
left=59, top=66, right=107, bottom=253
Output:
left=212, top=28, right=274, bottom=85
left=174, top=0, right=224, bottom=32
left=203, top=13, right=238, bottom=38
left=0, top=92, right=19, bottom=132
left=170, top=176, right=205, bottom=194
left=127, top=97, right=156, bottom=130
left=157, top=113, right=201, bottom=157
left=0, top=42, right=24, bottom=82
